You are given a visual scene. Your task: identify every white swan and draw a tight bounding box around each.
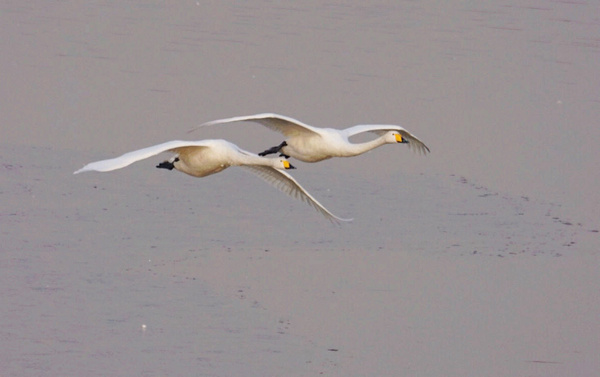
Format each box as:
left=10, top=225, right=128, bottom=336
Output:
left=74, top=139, right=351, bottom=223
left=191, top=113, right=430, bottom=163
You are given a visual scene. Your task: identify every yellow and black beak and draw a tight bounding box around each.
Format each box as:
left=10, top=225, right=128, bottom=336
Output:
left=395, top=133, right=408, bottom=144
left=283, top=160, right=296, bottom=169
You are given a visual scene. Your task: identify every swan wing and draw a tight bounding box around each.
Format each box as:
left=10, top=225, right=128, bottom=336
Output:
left=192, top=113, right=322, bottom=138
left=241, top=165, right=353, bottom=224
left=342, top=124, right=430, bottom=154
left=73, top=140, right=213, bottom=174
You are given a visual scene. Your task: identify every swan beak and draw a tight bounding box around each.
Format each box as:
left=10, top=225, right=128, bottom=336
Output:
left=283, top=160, right=296, bottom=169
left=395, top=134, right=407, bottom=143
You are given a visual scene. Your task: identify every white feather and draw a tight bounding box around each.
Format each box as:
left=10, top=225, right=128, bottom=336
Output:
left=74, top=139, right=350, bottom=223
left=192, top=113, right=430, bottom=162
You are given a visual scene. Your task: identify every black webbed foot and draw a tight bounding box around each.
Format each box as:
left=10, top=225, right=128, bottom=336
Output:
left=258, top=141, right=287, bottom=157
left=156, top=161, right=175, bottom=170
left=156, top=157, right=179, bottom=170
left=258, top=149, right=275, bottom=157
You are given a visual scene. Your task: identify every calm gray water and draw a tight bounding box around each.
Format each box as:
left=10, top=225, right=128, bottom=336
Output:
left=1, top=1, right=598, bottom=376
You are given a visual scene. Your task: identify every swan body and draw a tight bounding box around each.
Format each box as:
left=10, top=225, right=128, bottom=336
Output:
left=74, top=139, right=351, bottom=223
left=193, top=113, right=430, bottom=162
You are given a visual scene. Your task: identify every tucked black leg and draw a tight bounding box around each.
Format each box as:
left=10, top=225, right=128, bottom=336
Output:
left=258, top=141, right=287, bottom=156
left=156, top=157, right=179, bottom=170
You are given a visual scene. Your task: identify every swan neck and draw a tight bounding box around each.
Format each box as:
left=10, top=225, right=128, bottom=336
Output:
left=346, top=136, right=388, bottom=156
left=231, top=153, right=279, bottom=168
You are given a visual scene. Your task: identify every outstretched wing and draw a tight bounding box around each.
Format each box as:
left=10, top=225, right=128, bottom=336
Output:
left=241, top=165, right=353, bottom=224
left=192, top=113, right=322, bottom=139
left=73, top=140, right=212, bottom=174
left=342, top=124, right=430, bottom=154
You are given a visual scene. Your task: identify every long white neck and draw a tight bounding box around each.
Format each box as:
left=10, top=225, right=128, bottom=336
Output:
left=230, top=152, right=284, bottom=169
left=341, top=135, right=389, bottom=157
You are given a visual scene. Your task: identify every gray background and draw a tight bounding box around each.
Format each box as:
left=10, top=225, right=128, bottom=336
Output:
left=2, top=1, right=599, bottom=376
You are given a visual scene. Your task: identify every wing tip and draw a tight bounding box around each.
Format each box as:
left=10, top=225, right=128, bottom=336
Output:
left=326, top=214, right=354, bottom=224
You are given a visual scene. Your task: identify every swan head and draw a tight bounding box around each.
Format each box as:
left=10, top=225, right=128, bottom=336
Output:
left=389, top=131, right=408, bottom=144
left=281, top=159, right=296, bottom=170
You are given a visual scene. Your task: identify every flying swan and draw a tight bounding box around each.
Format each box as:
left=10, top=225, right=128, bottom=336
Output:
left=74, top=139, right=351, bottom=223
left=191, top=113, right=430, bottom=163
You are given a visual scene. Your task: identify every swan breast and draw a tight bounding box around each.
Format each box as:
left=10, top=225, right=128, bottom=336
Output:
left=172, top=146, right=231, bottom=177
